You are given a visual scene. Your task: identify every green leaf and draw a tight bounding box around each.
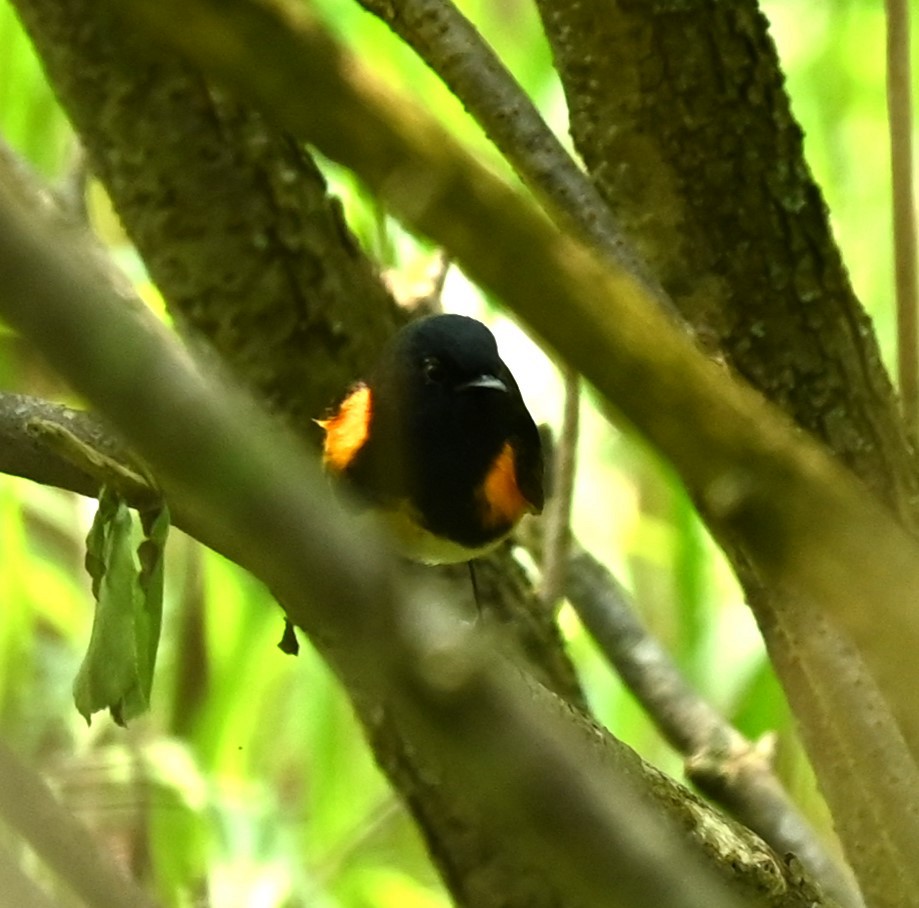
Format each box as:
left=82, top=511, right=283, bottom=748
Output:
left=73, top=489, right=169, bottom=725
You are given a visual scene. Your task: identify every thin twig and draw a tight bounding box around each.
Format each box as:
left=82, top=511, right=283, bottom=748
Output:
left=886, top=0, right=919, bottom=428
left=0, top=392, right=123, bottom=498
left=561, top=542, right=864, bottom=908
left=540, top=366, right=579, bottom=611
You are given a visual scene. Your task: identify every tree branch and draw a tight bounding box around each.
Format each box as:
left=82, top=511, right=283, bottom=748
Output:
left=0, top=393, right=114, bottom=499
left=532, top=5, right=919, bottom=902
left=533, top=0, right=916, bottom=513
left=11, top=0, right=402, bottom=429
left=562, top=542, right=863, bottom=908
left=746, top=579, right=919, bottom=908
left=354, top=0, right=670, bottom=308
left=0, top=160, right=808, bottom=908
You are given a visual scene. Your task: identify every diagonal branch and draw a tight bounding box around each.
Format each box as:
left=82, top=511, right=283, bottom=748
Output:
left=562, top=542, right=863, bottom=908
left=531, top=5, right=919, bottom=902
left=0, top=160, right=799, bottom=908
left=355, top=0, right=669, bottom=306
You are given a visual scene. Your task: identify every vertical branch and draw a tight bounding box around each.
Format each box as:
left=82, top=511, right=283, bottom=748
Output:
left=886, top=0, right=919, bottom=428
left=540, top=366, right=579, bottom=610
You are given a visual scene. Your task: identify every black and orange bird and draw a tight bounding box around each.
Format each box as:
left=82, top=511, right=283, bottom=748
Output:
left=316, top=313, right=544, bottom=571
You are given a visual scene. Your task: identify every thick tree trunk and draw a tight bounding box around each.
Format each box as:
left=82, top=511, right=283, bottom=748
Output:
left=11, top=1, right=400, bottom=428
left=535, top=2, right=919, bottom=904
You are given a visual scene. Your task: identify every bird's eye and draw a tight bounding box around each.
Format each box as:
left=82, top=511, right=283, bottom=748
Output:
left=422, top=356, right=446, bottom=384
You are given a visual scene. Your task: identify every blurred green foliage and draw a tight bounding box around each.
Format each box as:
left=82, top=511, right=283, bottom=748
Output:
left=0, top=0, right=906, bottom=903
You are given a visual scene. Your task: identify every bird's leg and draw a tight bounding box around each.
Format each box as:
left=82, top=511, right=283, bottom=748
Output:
left=468, top=560, right=482, bottom=618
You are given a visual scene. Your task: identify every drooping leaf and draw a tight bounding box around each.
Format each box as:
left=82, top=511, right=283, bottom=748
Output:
left=73, top=488, right=169, bottom=725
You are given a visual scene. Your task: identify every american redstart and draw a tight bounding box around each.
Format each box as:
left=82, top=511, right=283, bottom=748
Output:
left=318, top=313, right=544, bottom=564
left=279, top=314, right=543, bottom=654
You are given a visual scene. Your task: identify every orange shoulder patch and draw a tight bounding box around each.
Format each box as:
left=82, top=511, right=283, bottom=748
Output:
left=315, top=384, right=372, bottom=473
left=478, top=441, right=538, bottom=530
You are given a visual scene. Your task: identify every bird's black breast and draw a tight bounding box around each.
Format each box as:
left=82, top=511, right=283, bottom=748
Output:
left=340, top=314, right=543, bottom=550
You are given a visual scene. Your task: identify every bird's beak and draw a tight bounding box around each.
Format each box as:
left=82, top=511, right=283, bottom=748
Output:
left=457, top=374, right=507, bottom=393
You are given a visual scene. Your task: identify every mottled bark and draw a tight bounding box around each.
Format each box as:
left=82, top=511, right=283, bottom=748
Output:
left=12, top=0, right=400, bottom=428
left=535, top=2, right=919, bottom=905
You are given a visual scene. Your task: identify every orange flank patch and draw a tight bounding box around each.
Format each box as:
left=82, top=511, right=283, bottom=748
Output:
left=478, top=441, right=536, bottom=530
left=315, top=384, right=372, bottom=473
